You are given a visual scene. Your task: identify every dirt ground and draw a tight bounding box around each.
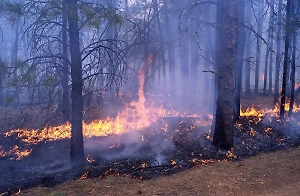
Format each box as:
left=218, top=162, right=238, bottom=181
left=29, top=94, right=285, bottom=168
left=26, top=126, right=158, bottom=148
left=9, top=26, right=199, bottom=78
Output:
left=17, top=147, right=300, bottom=196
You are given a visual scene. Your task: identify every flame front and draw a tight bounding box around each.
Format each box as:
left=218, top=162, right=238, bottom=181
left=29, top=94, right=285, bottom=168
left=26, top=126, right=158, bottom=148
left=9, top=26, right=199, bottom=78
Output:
left=2, top=55, right=201, bottom=159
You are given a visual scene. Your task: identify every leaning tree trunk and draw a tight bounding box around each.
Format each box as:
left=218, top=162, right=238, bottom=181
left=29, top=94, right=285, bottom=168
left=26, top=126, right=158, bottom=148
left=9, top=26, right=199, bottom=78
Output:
left=66, top=0, right=85, bottom=167
left=280, top=0, right=291, bottom=119
left=213, top=0, right=238, bottom=150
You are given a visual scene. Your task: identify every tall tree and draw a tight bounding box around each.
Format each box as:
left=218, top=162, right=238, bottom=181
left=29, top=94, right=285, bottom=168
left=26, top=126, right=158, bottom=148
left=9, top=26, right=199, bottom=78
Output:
left=274, top=0, right=283, bottom=104
left=213, top=0, right=238, bottom=150
left=163, top=0, right=176, bottom=96
left=234, top=0, right=246, bottom=120
left=61, top=0, right=70, bottom=122
left=66, top=0, right=84, bottom=167
left=254, top=1, right=263, bottom=94
left=268, top=0, right=275, bottom=95
left=288, top=0, right=299, bottom=116
left=244, top=0, right=252, bottom=95
left=288, top=31, right=297, bottom=116
left=280, top=0, right=291, bottom=118
left=263, top=0, right=275, bottom=95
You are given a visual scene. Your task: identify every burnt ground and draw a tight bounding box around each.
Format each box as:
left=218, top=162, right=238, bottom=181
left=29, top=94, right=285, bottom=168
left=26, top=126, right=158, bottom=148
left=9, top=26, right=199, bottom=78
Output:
left=0, top=95, right=300, bottom=195
left=17, top=147, right=300, bottom=196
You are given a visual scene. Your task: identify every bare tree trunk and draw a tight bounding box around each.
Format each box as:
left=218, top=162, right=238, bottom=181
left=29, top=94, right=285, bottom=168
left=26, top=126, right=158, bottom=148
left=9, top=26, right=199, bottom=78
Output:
left=61, top=0, right=70, bottom=122
left=244, top=1, right=251, bottom=95
left=66, top=0, right=84, bottom=167
left=190, top=32, right=199, bottom=105
left=163, top=0, right=176, bottom=96
left=203, top=6, right=214, bottom=107
left=179, top=36, right=189, bottom=103
left=211, top=0, right=222, bottom=136
left=234, top=0, right=246, bottom=120
left=288, top=30, right=297, bottom=116
left=213, top=0, right=238, bottom=150
left=0, top=58, right=3, bottom=105
left=280, top=0, right=291, bottom=119
left=254, top=1, right=263, bottom=94
left=153, top=0, right=166, bottom=91
left=11, top=18, right=20, bottom=104
left=274, top=0, right=283, bottom=104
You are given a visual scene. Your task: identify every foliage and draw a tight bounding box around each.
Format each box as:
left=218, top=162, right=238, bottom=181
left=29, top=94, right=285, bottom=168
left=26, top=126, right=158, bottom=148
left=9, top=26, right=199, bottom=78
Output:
left=1, top=0, right=25, bottom=24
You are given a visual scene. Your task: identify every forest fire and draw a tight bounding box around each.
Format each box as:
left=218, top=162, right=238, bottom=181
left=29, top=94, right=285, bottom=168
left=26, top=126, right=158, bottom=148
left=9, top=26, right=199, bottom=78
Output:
left=1, top=0, right=300, bottom=195
left=1, top=55, right=208, bottom=161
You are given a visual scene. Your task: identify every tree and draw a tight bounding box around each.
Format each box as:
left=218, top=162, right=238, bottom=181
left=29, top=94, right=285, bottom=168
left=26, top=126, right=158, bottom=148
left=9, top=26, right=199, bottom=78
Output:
left=61, top=0, right=70, bottom=122
left=163, top=0, right=176, bottom=96
left=66, top=0, right=84, bottom=167
left=254, top=1, right=263, bottom=94
left=2, top=0, right=128, bottom=167
left=244, top=0, right=252, bottom=95
left=234, top=0, right=246, bottom=120
left=213, top=0, right=238, bottom=150
left=274, top=0, right=283, bottom=104
left=279, top=0, right=291, bottom=118
left=263, top=0, right=275, bottom=95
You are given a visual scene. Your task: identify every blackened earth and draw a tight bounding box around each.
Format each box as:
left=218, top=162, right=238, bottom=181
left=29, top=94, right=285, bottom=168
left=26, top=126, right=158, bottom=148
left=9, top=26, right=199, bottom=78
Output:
left=0, top=115, right=300, bottom=194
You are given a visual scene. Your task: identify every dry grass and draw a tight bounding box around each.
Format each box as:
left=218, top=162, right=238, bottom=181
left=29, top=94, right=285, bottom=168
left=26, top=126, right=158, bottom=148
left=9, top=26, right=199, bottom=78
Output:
left=18, top=147, right=300, bottom=196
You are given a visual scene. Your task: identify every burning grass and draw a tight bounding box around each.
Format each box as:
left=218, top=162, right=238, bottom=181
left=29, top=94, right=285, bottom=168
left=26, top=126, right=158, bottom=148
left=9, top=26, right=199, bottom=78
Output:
left=1, top=78, right=300, bottom=194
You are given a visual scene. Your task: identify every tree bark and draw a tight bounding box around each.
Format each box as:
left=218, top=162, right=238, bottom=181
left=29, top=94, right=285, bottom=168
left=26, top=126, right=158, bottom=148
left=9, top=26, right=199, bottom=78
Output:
left=274, top=0, right=283, bottom=104
left=254, top=1, right=263, bottom=94
left=288, top=32, right=296, bottom=116
left=0, top=58, right=3, bottom=105
left=211, top=0, right=222, bottom=137
left=279, top=0, right=291, bottom=119
left=61, top=0, right=70, bottom=122
left=244, top=1, right=251, bottom=95
left=66, top=0, right=85, bottom=167
left=213, top=0, right=238, bottom=150
left=163, top=0, right=176, bottom=96
left=268, top=0, right=275, bottom=95
left=234, top=0, right=246, bottom=120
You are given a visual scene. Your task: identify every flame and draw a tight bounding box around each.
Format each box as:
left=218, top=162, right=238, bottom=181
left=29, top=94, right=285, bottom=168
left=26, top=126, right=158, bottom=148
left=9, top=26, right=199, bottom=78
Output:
left=260, top=73, right=264, bottom=81
left=86, top=155, right=96, bottom=163
left=3, top=54, right=163, bottom=144
left=240, top=107, right=265, bottom=117
left=2, top=54, right=202, bottom=160
left=170, top=160, right=176, bottom=166
left=240, top=101, right=300, bottom=119
left=225, top=150, right=237, bottom=159
left=0, top=146, right=6, bottom=157
left=140, top=163, right=148, bottom=168
left=79, top=172, right=88, bottom=179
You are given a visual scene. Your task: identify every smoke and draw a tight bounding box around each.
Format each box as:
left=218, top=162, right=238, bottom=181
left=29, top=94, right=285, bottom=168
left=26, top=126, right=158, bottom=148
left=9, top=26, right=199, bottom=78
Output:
left=84, top=125, right=176, bottom=164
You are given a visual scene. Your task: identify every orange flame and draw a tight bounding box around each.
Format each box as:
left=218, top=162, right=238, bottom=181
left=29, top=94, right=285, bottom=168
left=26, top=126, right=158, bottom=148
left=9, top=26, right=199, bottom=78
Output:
left=3, top=54, right=203, bottom=160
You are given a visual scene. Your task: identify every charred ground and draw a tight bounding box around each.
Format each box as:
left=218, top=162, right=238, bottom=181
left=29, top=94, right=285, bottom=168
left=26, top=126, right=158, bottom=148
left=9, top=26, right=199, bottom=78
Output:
left=0, top=95, right=300, bottom=194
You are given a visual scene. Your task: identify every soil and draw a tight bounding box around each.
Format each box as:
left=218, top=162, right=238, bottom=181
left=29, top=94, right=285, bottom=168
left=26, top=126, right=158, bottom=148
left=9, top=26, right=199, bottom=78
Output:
left=16, top=147, right=300, bottom=196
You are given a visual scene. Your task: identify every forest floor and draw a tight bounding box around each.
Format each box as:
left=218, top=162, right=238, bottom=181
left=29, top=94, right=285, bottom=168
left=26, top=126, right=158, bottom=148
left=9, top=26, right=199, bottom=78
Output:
left=2, top=94, right=300, bottom=195
left=17, top=147, right=300, bottom=196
